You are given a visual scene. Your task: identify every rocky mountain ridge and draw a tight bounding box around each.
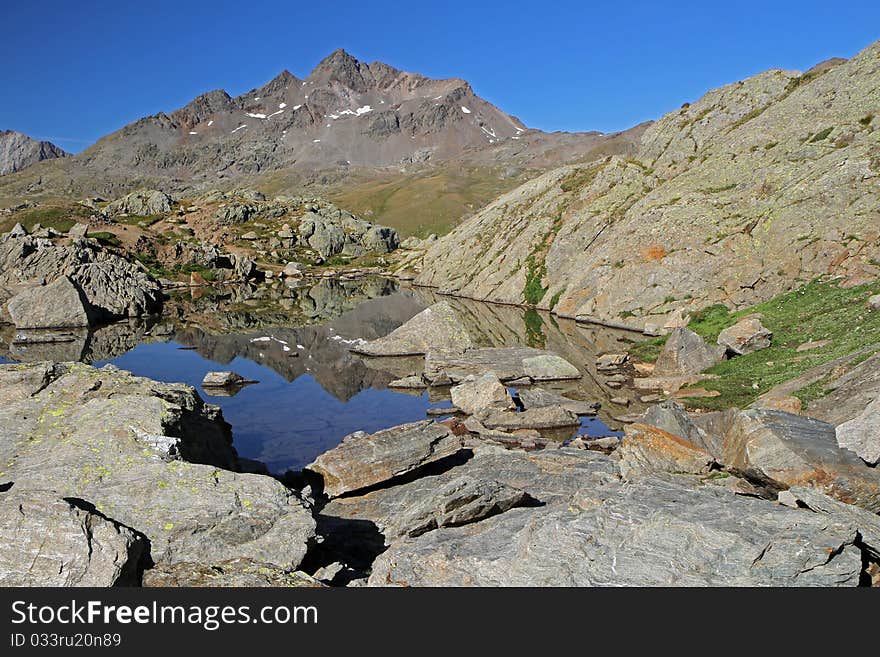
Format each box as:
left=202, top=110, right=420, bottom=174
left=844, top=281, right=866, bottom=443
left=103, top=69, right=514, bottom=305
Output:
left=0, top=50, right=642, bottom=204
left=416, top=42, right=880, bottom=330
left=0, top=130, right=67, bottom=176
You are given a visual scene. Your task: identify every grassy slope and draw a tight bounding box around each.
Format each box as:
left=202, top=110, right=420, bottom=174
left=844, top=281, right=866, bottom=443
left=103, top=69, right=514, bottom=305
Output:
left=325, top=165, right=530, bottom=238
left=629, top=278, right=880, bottom=410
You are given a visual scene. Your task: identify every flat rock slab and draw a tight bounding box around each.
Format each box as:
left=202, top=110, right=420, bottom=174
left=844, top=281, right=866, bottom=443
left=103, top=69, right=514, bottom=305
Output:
left=425, top=347, right=581, bottom=384
left=306, top=420, right=464, bottom=498
left=517, top=387, right=599, bottom=416
left=369, top=474, right=876, bottom=587
left=475, top=405, right=580, bottom=431
left=351, top=301, right=472, bottom=356
left=0, top=489, right=145, bottom=587
left=321, top=444, right=621, bottom=546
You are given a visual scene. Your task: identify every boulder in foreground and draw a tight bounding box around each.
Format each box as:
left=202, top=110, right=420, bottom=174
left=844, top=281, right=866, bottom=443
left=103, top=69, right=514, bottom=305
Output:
left=306, top=420, right=465, bottom=498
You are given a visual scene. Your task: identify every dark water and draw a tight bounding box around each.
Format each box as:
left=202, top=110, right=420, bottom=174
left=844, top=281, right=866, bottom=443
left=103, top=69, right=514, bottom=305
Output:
left=1, top=276, right=637, bottom=473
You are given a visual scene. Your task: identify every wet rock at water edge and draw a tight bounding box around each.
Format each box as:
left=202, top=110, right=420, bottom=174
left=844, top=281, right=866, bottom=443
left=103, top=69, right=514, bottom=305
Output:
left=449, top=372, right=515, bottom=415
left=306, top=420, right=465, bottom=498
left=201, top=370, right=258, bottom=388
left=517, top=387, right=599, bottom=416
left=7, top=276, right=91, bottom=329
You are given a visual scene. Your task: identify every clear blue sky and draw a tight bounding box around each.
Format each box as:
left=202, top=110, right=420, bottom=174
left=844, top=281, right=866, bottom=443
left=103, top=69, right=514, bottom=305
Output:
left=3, top=0, right=879, bottom=153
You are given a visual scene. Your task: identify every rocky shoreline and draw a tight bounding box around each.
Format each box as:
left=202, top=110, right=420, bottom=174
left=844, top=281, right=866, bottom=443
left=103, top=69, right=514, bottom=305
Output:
left=2, top=298, right=879, bottom=587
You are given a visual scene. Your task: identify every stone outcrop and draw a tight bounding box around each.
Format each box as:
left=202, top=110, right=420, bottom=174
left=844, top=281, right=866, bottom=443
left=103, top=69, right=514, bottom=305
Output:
left=835, top=395, right=880, bottom=465
left=0, top=489, right=145, bottom=587
left=653, top=328, right=726, bottom=377
left=417, top=41, right=880, bottom=330
left=0, top=235, right=162, bottom=327
left=104, top=190, right=173, bottom=216
left=720, top=409, right=880, bottom=512
left=0, top=362, right=315, bottom=582
left=0, top=130, right=67, bottom=176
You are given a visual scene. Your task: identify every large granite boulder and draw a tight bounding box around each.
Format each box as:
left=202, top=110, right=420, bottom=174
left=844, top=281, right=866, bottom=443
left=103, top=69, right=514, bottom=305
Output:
left=104, top=190, right=172, bottom=216
left=718, top=317, right=773, bottom=355
left=653, top=328, right=726, bottom=377
left=0, top=489, right=145, bottom=587
left=450, top=372, right=514, bottom=415
left=7, top=276, right=91, bottom=328
left=720, top=409, right=880, bottom=513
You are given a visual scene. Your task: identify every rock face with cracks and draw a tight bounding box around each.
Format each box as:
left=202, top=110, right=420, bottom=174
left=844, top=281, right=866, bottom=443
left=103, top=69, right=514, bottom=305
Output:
left=0, top=362, right=315, bottom=583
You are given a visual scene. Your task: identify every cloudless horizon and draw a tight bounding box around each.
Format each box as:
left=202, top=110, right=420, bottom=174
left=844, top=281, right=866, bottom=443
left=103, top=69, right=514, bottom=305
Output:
left=3, top=0, right=880, bottom=153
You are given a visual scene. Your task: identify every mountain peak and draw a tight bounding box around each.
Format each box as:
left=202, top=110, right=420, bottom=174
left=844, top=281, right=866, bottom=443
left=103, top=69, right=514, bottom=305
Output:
left=0, top=130, right=68, bottom=176
left=311, top=48, right=360, bottom=77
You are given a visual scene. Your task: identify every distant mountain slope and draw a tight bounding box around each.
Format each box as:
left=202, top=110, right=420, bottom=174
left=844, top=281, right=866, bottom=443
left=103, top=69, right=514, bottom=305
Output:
left=417, top=42, right=880, bottom=328
left=0, top=131, right=67, bottom=176
left=0, top=50, right=641, bottom=196
left=0, top=50, right=645, bottom=235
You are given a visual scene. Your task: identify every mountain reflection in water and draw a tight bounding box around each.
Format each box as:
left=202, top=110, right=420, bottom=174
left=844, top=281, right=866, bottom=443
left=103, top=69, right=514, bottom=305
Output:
left=0, top=276, right=640, bottom=473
